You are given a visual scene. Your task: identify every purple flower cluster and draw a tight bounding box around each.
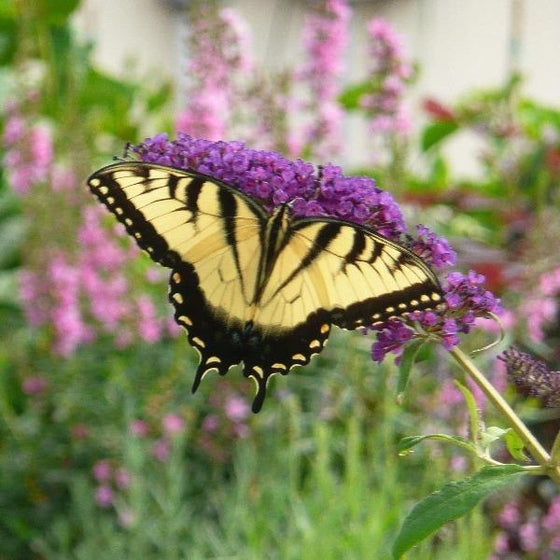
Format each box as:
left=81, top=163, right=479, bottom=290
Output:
left=7, top=97, right=173, bottom=356
left=492, top=495, right=560, bottom=557
left=363, top=18, right=414, bottom=138
left=197, top=380, right=252, bottom=462
left=92, top=459, right=130, bottom=509
left=133, top=133, right=406, bottom=239
left=520, top=266, right=560, bottom=344
left=498, top=347, right=560, bottom=408
left=372, top=270, right=503, bottom=362
left=410, top=225, right=457, bottom=269
left=297, top=0, right=351, bottom=159
left=2, top=98, right=53, bottom=195
left=175, top=6, right=251, bottom=140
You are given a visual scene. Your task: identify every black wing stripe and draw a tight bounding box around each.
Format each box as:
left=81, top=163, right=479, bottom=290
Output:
left=270, top=222, right=342, bottom=300
left=184, top=176, right=205, bottom=214
left=343, top=229, right=366, bottom=268
left=218, top=188, right=248, bottom=298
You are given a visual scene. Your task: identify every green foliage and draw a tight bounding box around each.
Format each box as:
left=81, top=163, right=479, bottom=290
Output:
left=420, top=121, right=459, bottom=152
left=1, top=2, right=558, bottom=558
left=392, top=465, right=526, bottom=559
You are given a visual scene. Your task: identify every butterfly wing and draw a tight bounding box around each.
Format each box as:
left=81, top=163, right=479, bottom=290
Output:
left=88, top=163, right=443, bottom=413
left=240, top=217, right=443, bottom=409
left=88, top=162, right=268, bottom=384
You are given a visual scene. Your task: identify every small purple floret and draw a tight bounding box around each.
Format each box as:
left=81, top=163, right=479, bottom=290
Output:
left=411, top=224, right=457, bottom=269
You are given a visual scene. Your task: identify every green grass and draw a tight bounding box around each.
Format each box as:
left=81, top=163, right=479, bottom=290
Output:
left=21, top=333, right=496, bottom=559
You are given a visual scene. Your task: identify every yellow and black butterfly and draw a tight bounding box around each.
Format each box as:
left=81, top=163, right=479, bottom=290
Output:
left=88, top=162, right=442, bottom=412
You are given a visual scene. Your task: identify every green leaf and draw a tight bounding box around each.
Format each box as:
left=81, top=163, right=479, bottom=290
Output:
left=454, top=381, right=480, bottom=444
left=398, top=434, right=477, bottom=456
left=0, top=215, right=25, bottom=268
left=392, top=465, right=526, bottom=559
left=0, top=15, right=16, bottom=66
left=338, top=80, right=377, bottom=110
left=34, top=0, right=80, bottom=25
left=396, top=339, right=424, bottom=401
left=479, top=426, right=508, bottom=448
left=0, top=269, right=18, bottom=306
left=420, top=121, right=459, bottom=152
left=504, top=429, right=529, bottom=462
left=427, top=154, right=449, bottom=188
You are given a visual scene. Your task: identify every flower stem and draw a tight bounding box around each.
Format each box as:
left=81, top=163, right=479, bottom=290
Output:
left=448, top=346, right=560, bottom=485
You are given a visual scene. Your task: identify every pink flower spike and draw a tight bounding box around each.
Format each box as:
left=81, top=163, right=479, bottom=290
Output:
left=162, top=413, right=185, bottom=435
left=115, top=468, right=131, bottom=489
left=153, top=439, right=170, bottom=462
left=22, top=375, right=48, bottom=395
left=92, top=459, right=112, bottom=482
left=129, top=419, right=149, bottom=437
left=95, top=485, right=114, bottom=508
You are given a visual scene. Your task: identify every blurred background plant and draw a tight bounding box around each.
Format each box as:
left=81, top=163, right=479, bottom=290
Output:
left=1, top=0, right=559, bottom=558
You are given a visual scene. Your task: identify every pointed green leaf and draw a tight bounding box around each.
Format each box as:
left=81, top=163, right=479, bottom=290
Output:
left=504, top=429, right=529, bottom=462
left=392, top=465, right=526, bottom=559
left=398, top=434, right=477, bottom=456
left=338, top=80, right=378, bottom=110
left=421, top=121, right=459, bottom=152
left=480, top=426, right=508, bottom=448
left=396, top=339, right=424, bottom=400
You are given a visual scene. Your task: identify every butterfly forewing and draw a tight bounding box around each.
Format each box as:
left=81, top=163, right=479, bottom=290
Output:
left=88, top=163, right=265, bottom=310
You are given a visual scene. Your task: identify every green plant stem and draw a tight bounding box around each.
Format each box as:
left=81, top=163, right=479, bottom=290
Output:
left=448, top=346, right=560, bottom=485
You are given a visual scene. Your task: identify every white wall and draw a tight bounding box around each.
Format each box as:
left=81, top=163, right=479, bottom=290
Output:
left=73, top=0, right=560, bottom=174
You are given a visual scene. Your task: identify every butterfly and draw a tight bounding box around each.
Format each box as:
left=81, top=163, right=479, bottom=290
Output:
left=88, top=162, right=442, bottom=412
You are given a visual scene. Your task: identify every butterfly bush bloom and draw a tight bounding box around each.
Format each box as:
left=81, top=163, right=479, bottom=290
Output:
left=363, top=18, right=414, bottom=138
left=498, top=347, right=560, bottom=407
left=176, top=5, right=251, bottom=140
left=297, top=0, right=351, bottom=159
left=372, top=270, right=502, bottom=362
left=132, top=133, right=501, bottom=362
left=134, top=133, right=405, bottom=239
left=520, top=266, right=560, bottom=344
left=2, top=100, right=53, bottom=195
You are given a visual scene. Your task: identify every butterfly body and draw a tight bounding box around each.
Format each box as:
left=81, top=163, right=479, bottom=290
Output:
left=88, top=162, right=442, bottom=411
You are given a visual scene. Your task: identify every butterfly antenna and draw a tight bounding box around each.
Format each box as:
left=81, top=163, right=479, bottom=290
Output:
left=113, top=142, right=134, bottom=162
left=312, top=164, right=324, bottom=199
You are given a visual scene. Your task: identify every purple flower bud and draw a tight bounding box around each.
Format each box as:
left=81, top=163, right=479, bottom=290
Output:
left=92, top=460, right=112, bottom=482
left=22, top=376, right=48, bottom=395
left=162, top=413, right=185, bottom=435
left=499, top=347, right=560, bottom=407
left=95, top=485, right=113, bottom=508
